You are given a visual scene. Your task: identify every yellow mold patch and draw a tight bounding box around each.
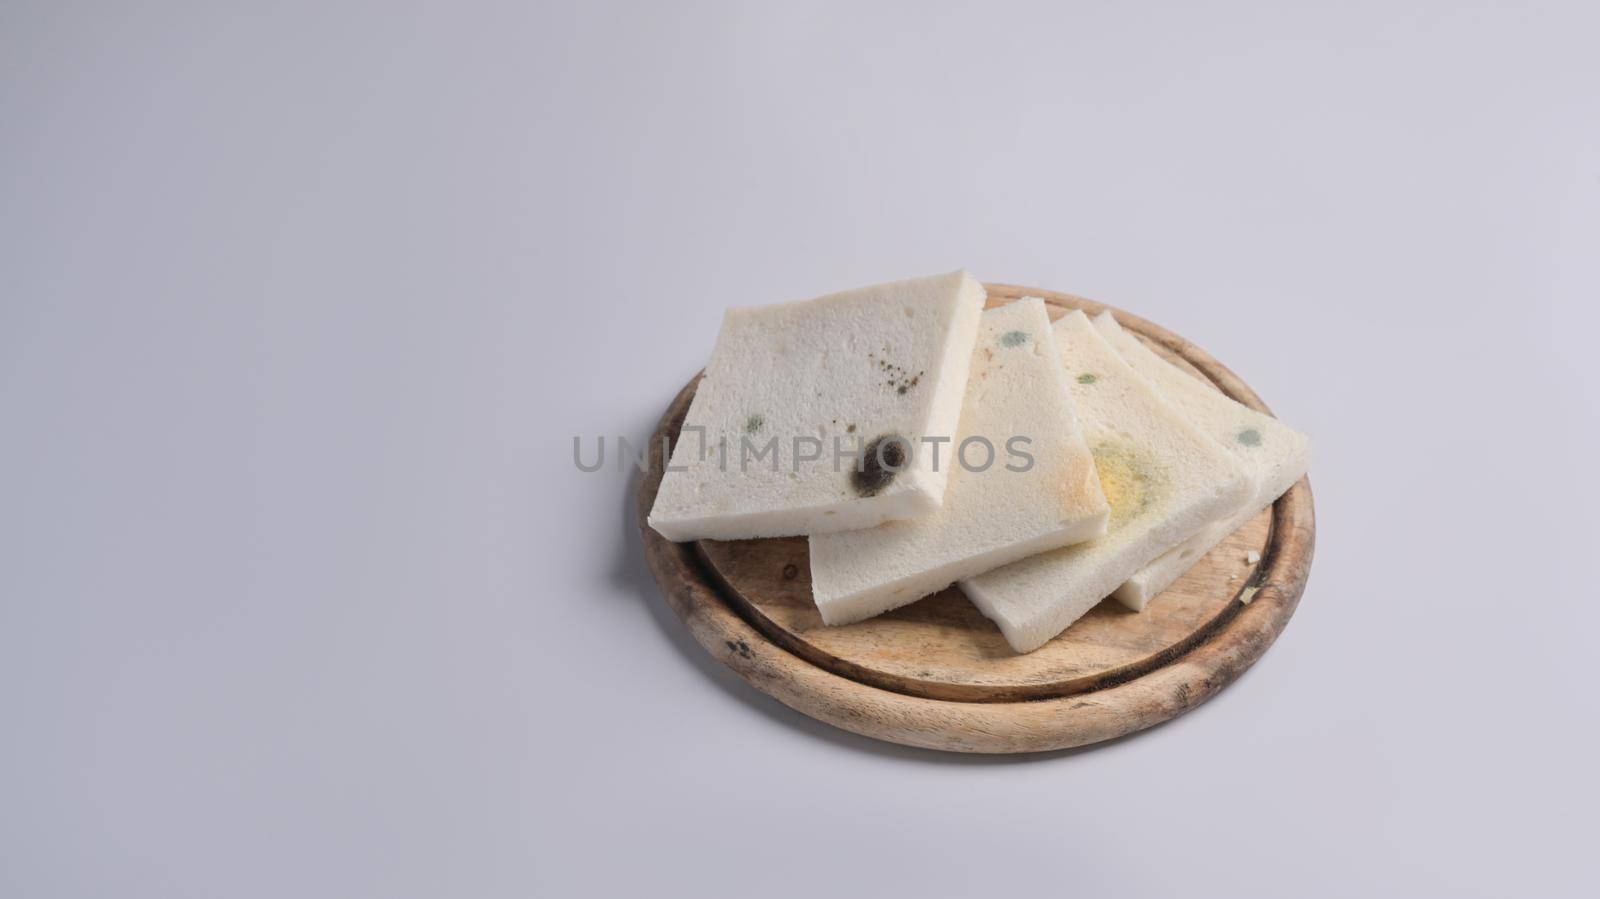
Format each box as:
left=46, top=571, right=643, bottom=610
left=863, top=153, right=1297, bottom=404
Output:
left=1091, top=441, right=1160, bottom=529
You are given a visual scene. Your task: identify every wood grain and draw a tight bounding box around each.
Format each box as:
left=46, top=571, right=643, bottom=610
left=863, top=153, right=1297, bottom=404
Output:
left=637, top=284, right=1315, bottom=753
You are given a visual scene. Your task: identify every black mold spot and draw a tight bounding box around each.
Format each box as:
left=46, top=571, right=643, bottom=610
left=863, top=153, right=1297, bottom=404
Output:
left=781, top=563, right=799, bottom=580
left=852, top=434, right=907, bottom=497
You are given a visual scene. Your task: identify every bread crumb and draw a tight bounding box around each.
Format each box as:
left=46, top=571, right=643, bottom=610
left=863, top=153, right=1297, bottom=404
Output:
left=1245, top=550, right=1261, bottom=564
left=1240, top=586, right=1259, bottom=605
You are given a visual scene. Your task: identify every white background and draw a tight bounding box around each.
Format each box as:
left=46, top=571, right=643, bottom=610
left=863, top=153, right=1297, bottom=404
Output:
left=4, top=2, right=1598, bottom=897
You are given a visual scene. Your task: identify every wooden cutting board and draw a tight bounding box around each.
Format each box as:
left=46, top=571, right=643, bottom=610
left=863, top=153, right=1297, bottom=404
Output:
left=637, top=284, right=1315, bottom=753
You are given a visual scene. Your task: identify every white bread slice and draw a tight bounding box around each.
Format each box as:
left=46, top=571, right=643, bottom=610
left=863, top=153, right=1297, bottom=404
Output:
left=808, top=298, right=1109, bottom=625
left=1093, top=311, right=1311, bottom=609
left=959, top=310, right=1253, bottom=653
left=648, top=271, right=986, bottom=541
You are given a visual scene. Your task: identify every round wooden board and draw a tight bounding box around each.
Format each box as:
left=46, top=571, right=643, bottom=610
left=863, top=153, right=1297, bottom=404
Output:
left=637, top=284, right=1316, bottom=753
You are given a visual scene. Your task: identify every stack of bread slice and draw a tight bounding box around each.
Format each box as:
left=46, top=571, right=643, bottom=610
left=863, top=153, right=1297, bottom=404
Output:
left=647, top=272, right=1310, bottom=654
left=961, top=310, right=1254, bottom=652
left=809, top=298, right=1109, bottom=625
